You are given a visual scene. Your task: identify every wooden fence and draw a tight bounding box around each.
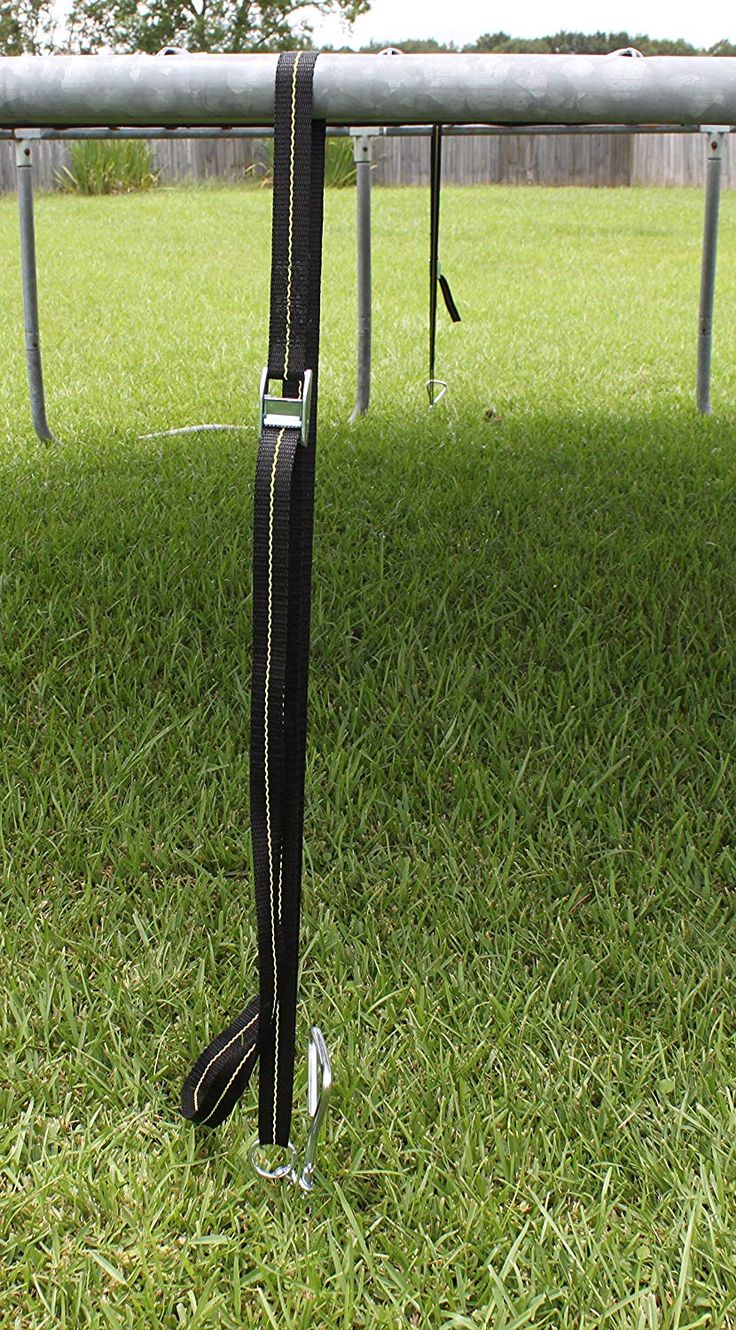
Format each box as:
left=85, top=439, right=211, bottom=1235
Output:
left=1, top=130, right=734, bottom=194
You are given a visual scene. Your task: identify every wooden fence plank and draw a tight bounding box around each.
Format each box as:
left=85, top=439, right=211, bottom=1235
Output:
left=1, top=131, right=733, bottom=194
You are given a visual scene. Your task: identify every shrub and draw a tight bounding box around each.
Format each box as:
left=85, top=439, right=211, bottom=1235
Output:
left=253, top=135, right=357, bottom=189
left=324, top=137, right=357, bottom=189
left=56, top=140, right=159, bottom=195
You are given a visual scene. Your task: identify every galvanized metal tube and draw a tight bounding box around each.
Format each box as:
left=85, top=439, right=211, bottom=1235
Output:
left=2, top=54, right=736, bottom=128
left=697, top=129, right=727, bottom=415
left=350, top=132, right=375, bottom=420
left=15, top=141, right=55, bottom=442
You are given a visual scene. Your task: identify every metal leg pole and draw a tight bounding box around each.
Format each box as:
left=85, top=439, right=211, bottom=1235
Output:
left=350, top=129, right=378, bottom=421
left=697, top=127, right=728, bottom=416
left=16, top=141, right=56, bottom=443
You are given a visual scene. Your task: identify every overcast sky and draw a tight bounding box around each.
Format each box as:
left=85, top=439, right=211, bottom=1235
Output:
left=308, top=0, right=736, bottom=49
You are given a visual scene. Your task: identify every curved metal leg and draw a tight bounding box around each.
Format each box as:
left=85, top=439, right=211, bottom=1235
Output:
left=697, top=128, right=728, bottom=416
left=16, top=140, right=57, bottom=443
left=350, top=131, right=377, bottom=422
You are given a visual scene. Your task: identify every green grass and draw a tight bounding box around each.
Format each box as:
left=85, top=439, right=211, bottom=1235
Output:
left=0, top=183, right=735, bottom=1328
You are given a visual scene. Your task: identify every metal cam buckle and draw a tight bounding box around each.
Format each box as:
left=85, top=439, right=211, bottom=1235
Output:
left=259, top=368, right=313, bottom=444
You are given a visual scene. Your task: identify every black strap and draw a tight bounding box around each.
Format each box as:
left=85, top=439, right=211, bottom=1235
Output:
left=428, top=124, right=461, bottom=401
left=182, top=50, right=326, bottom=1147
left=438, top=272, right=461, bottom=324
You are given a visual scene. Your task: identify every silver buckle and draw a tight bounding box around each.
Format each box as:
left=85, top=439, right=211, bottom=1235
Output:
left=259, top=367, right=313, bottom=444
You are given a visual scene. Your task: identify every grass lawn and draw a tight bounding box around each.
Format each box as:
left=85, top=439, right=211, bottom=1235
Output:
left=1, top=180, right=736, bottom=1328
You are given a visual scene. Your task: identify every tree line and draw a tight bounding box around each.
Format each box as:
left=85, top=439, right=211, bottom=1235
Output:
left=1, top=5, right=733, bottom=60
left=365, top=32, right=736, bottom=57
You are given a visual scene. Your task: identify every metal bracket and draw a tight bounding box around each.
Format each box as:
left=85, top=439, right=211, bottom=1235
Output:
left=350, top=125, right=381, bottom=164
left=701, top=126, right=730, bottom=160
left=247, top=1026, right=333, bottom=1192
left=259, top=367, right=313, bottom=443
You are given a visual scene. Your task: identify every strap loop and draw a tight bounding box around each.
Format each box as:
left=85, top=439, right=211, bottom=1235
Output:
left=182, top=50, right=327, bottom=1164
left=428, top=124, right=461, bottom=401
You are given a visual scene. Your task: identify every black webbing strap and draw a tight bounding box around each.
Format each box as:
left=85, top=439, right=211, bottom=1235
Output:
left=428, top=124, right=461, bottom=403
left=181, top=50, right=326, bottom=1148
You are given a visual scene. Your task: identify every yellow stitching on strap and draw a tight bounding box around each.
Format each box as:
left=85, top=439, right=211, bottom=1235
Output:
left=192, top=1008, right=259, bottom=1114
left=201, top=1040, right=259, bottom=1127
left=265, top=428, right=285, bottom=1134
left=269, top=50, right=303, bottom=1133
left=283, top=51, right=302, bottom=379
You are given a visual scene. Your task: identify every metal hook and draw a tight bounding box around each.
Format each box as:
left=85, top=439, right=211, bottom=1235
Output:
left=247, top=1026, right=332, bottom=1191
left=299, top=1026, right=333, bottom=1191
left=426, top=378, right=448, bottom=407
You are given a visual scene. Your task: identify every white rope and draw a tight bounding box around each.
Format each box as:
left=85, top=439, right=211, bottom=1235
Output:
left=138, top=424, right=254, bottom=439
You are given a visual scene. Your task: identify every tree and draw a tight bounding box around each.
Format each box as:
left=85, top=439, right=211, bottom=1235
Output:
left=0, top=3, right=23, bottom=52
left=0, top=0, right=55, bottom=52
left=360, top=37, right=457, bottom=53
left=67, top=0, right=370, bottom=55
left=468, top=30, right=709, bottom=55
